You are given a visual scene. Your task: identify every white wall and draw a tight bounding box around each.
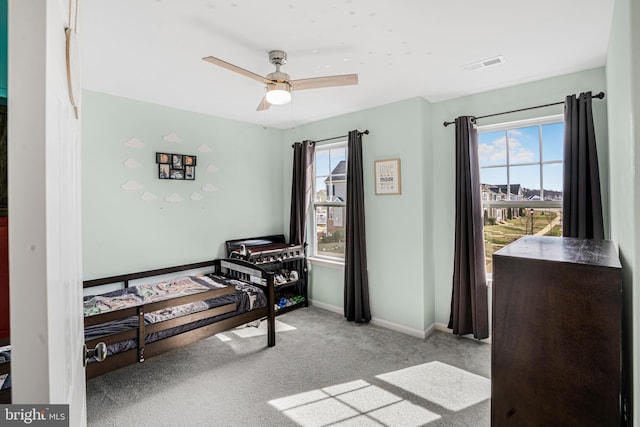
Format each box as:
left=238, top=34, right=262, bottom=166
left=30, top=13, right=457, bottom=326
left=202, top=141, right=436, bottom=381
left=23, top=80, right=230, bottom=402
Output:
left=9, top=0, right=86, bottom=424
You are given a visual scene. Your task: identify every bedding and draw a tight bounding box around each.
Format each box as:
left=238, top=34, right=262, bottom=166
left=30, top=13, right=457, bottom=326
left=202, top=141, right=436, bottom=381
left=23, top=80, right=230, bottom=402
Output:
left=1, top=257, right=277, bottom=400
left=84, top=273, right=267, bottom=360
left=0, top=345, right=9, bottom=391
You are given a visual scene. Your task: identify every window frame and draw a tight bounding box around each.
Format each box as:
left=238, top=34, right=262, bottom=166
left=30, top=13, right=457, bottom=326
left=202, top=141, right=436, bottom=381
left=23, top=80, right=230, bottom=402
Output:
left=478, top=114, right=564, bottom=280
left=311, top=141, right=348, bottom=263
left=478, top=113, right=564, bottom=209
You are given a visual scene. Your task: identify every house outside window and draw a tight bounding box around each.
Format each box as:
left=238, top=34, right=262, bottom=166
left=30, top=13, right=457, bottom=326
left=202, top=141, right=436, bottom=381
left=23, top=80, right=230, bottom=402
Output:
left=479, top=114, right=564, bottom=275
left=312, top=142, right=347, bottom=260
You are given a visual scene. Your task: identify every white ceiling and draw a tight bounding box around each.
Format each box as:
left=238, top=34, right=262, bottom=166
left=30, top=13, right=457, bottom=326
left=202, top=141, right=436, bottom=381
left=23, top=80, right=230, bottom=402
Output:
left=80, top=0, right=614, bottom=129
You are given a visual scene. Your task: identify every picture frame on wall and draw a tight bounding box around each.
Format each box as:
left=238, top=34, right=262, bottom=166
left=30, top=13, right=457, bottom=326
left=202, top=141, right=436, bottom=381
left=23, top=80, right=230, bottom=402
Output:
left=158, top=164, right=170, bottom=179
left=170, top=169, right=184, bottom=179
left=156, top=152, right=197, bottom=181
left=185, top=166, right=195, bottom=180
left=374, top=158, right=402, bottom=195
left=172, top=154, right=184, bottom=169
left=156, top=152, right=171, bottom=164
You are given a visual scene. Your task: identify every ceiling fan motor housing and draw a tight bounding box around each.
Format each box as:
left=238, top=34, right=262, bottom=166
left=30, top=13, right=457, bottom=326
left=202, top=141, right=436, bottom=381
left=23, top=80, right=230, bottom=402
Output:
left=266, top=71, right=291, bottom=85
left=268, top=50, right=287, bottom=66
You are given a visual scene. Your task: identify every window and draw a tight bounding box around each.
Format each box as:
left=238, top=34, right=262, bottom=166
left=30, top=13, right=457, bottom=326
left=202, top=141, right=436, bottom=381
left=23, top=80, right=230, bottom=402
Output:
left=312, top=142, right=347, bottom=260
left=479, top=115, right=564, bottom=274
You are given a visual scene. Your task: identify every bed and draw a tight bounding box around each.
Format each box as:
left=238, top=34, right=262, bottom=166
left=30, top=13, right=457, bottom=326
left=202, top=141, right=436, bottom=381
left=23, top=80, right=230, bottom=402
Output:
left=0, top=337, right=9, bottom=404
left=0, top=257, right=277, bottom=400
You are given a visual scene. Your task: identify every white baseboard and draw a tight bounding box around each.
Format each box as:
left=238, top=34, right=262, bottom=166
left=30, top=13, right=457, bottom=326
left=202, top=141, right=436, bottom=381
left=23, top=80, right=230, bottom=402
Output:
left=309, top=299, right=434, bottom=340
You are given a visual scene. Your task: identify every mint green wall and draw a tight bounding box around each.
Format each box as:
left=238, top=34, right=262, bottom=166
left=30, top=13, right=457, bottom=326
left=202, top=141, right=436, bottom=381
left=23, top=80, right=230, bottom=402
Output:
left=280, top=69, right=609, bottom=335
left=82, top=67, right=613, bottom=341
left=421, top=98, right=435, bottom=332
left=430, top=68, right=609, bottom=326
left=284, top=98, right=431, bottom=336
left=606, top=0, right=639, bottom=420
left=82, top=91, right=285, bottom=278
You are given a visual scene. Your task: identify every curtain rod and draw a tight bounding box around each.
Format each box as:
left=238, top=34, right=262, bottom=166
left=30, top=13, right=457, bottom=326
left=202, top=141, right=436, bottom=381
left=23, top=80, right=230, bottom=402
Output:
left=442, top=91, right=605, bottom=127
left=291, top=129, right=369, bottom=147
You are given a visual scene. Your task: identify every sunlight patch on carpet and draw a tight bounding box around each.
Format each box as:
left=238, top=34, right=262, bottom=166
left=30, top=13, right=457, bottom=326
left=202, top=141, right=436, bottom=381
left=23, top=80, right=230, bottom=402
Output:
left=269, top=380, right=441, bottom=427
left=231, top=319, right=296, bottom=338
left=376, top=361, right=490, bottom=411
left=214, top=332, right=232, bottom=342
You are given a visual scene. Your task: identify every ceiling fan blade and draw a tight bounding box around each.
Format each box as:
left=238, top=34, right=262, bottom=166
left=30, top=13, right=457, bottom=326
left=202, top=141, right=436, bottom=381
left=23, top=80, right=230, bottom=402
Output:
left=290, top=74, right=358, bottom=91
left=202, top=56, right=271, bottom=84
left=256, top=96, right=271, bottom=111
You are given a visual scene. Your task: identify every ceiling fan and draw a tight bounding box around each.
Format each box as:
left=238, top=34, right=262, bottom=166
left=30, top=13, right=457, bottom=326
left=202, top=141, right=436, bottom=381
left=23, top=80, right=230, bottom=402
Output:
left=202, top=50, right=358, bottom=111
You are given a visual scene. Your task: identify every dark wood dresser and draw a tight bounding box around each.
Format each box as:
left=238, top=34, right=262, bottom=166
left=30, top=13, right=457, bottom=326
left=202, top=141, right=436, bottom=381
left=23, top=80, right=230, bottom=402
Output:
left=491, top=236, right=622, bottom=426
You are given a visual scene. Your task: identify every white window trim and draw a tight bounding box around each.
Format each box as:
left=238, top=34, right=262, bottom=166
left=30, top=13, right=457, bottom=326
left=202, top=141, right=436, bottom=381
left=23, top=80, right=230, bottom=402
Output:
left=311, top=140, right=347, bottom=263
left=308, top=256, right=345, bottom=269
left=478, top=113, right=563, bottom=132
left=479, top=114, right=564, bottom=283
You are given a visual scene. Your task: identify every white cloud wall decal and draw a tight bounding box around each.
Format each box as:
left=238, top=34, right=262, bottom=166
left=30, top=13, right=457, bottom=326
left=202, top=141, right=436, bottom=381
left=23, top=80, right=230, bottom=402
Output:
left=202, top=184, right=218, bottom=192
left=165, top=193, right=184, bottom=203
left=190, top=192, right=204, bottom=201
left=163, top=132, right=183, bottom=143
left=121, top=180, right=143, bottom=191
left=124, top=158, right=141, bottom=169
left=141, top=192, right=157, bottom=201
left=124, top=137, right=145, bottom=148
left=207, top=164, right=219, bottom=172
left=198, top=144, right=213, bottom=153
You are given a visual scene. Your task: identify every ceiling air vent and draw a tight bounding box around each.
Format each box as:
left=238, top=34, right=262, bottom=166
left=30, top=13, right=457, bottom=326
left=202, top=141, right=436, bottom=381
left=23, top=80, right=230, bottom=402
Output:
left=462, top=56, right=505, bottom=71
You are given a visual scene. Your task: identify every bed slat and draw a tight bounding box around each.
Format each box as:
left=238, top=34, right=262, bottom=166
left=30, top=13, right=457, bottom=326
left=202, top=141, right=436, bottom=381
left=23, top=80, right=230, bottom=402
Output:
left=145, top=303, right=237, bottom=335
left=143, top=286, right=234, bottom=313
left=84, top=307, right=138, bottom=327
left=85, top=329, right=138, bottom=349
left=144, top=308, right=269, bottom=359
left=83, top=260, right=218, bottom=288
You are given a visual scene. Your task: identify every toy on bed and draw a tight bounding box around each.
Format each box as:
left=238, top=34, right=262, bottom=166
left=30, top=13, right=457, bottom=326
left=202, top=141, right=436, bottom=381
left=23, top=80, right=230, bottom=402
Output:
left=82, top=257, right=276, bottom=379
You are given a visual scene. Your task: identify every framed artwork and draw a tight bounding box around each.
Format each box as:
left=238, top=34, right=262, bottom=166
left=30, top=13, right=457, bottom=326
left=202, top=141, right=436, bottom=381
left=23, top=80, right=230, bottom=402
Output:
left=374, top=158, right=401, bottom=195
left=156, top=153, right=171, bottom=164
left=172, top=154, right=184, bottom=169
left=185, top=166, right=195, bottom=180
left=158, top=164, right=170, bottom=179
left=156, top=152, right=198, bottom=181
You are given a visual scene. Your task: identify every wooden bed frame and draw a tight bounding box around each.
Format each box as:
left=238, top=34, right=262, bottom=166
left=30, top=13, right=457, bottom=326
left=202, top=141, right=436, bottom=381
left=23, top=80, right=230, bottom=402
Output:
left=0, top=258, right=274, bottom=401
left=83, top=257, right=276, bottom=379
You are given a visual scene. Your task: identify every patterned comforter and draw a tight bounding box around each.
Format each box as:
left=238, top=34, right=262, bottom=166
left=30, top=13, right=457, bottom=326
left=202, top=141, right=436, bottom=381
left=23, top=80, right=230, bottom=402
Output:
left=0, top=345, right=9, bottom=391
left=84, top=273, right=266, bottom=359
left=0, top=273, right=268, bottom=388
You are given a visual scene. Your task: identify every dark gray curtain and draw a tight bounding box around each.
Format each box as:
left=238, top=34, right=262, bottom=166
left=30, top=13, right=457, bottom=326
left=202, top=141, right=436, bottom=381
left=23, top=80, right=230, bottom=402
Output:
left=448, top=116, right=489, bottom=339
left=562, top=92, right=604, bottom=239
left=289, top=141, right=315, bottom=246
left=344, top=130, right=371, bottom=323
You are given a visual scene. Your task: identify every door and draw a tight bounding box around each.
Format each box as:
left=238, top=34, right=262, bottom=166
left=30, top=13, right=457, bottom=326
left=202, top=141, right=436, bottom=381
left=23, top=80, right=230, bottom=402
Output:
left=8, top=1, right=87, bottom=425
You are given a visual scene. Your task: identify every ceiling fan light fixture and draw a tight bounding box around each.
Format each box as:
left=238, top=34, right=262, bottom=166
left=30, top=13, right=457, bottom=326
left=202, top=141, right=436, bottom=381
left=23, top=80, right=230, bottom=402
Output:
left=265, top=82, right=291, bottom=105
